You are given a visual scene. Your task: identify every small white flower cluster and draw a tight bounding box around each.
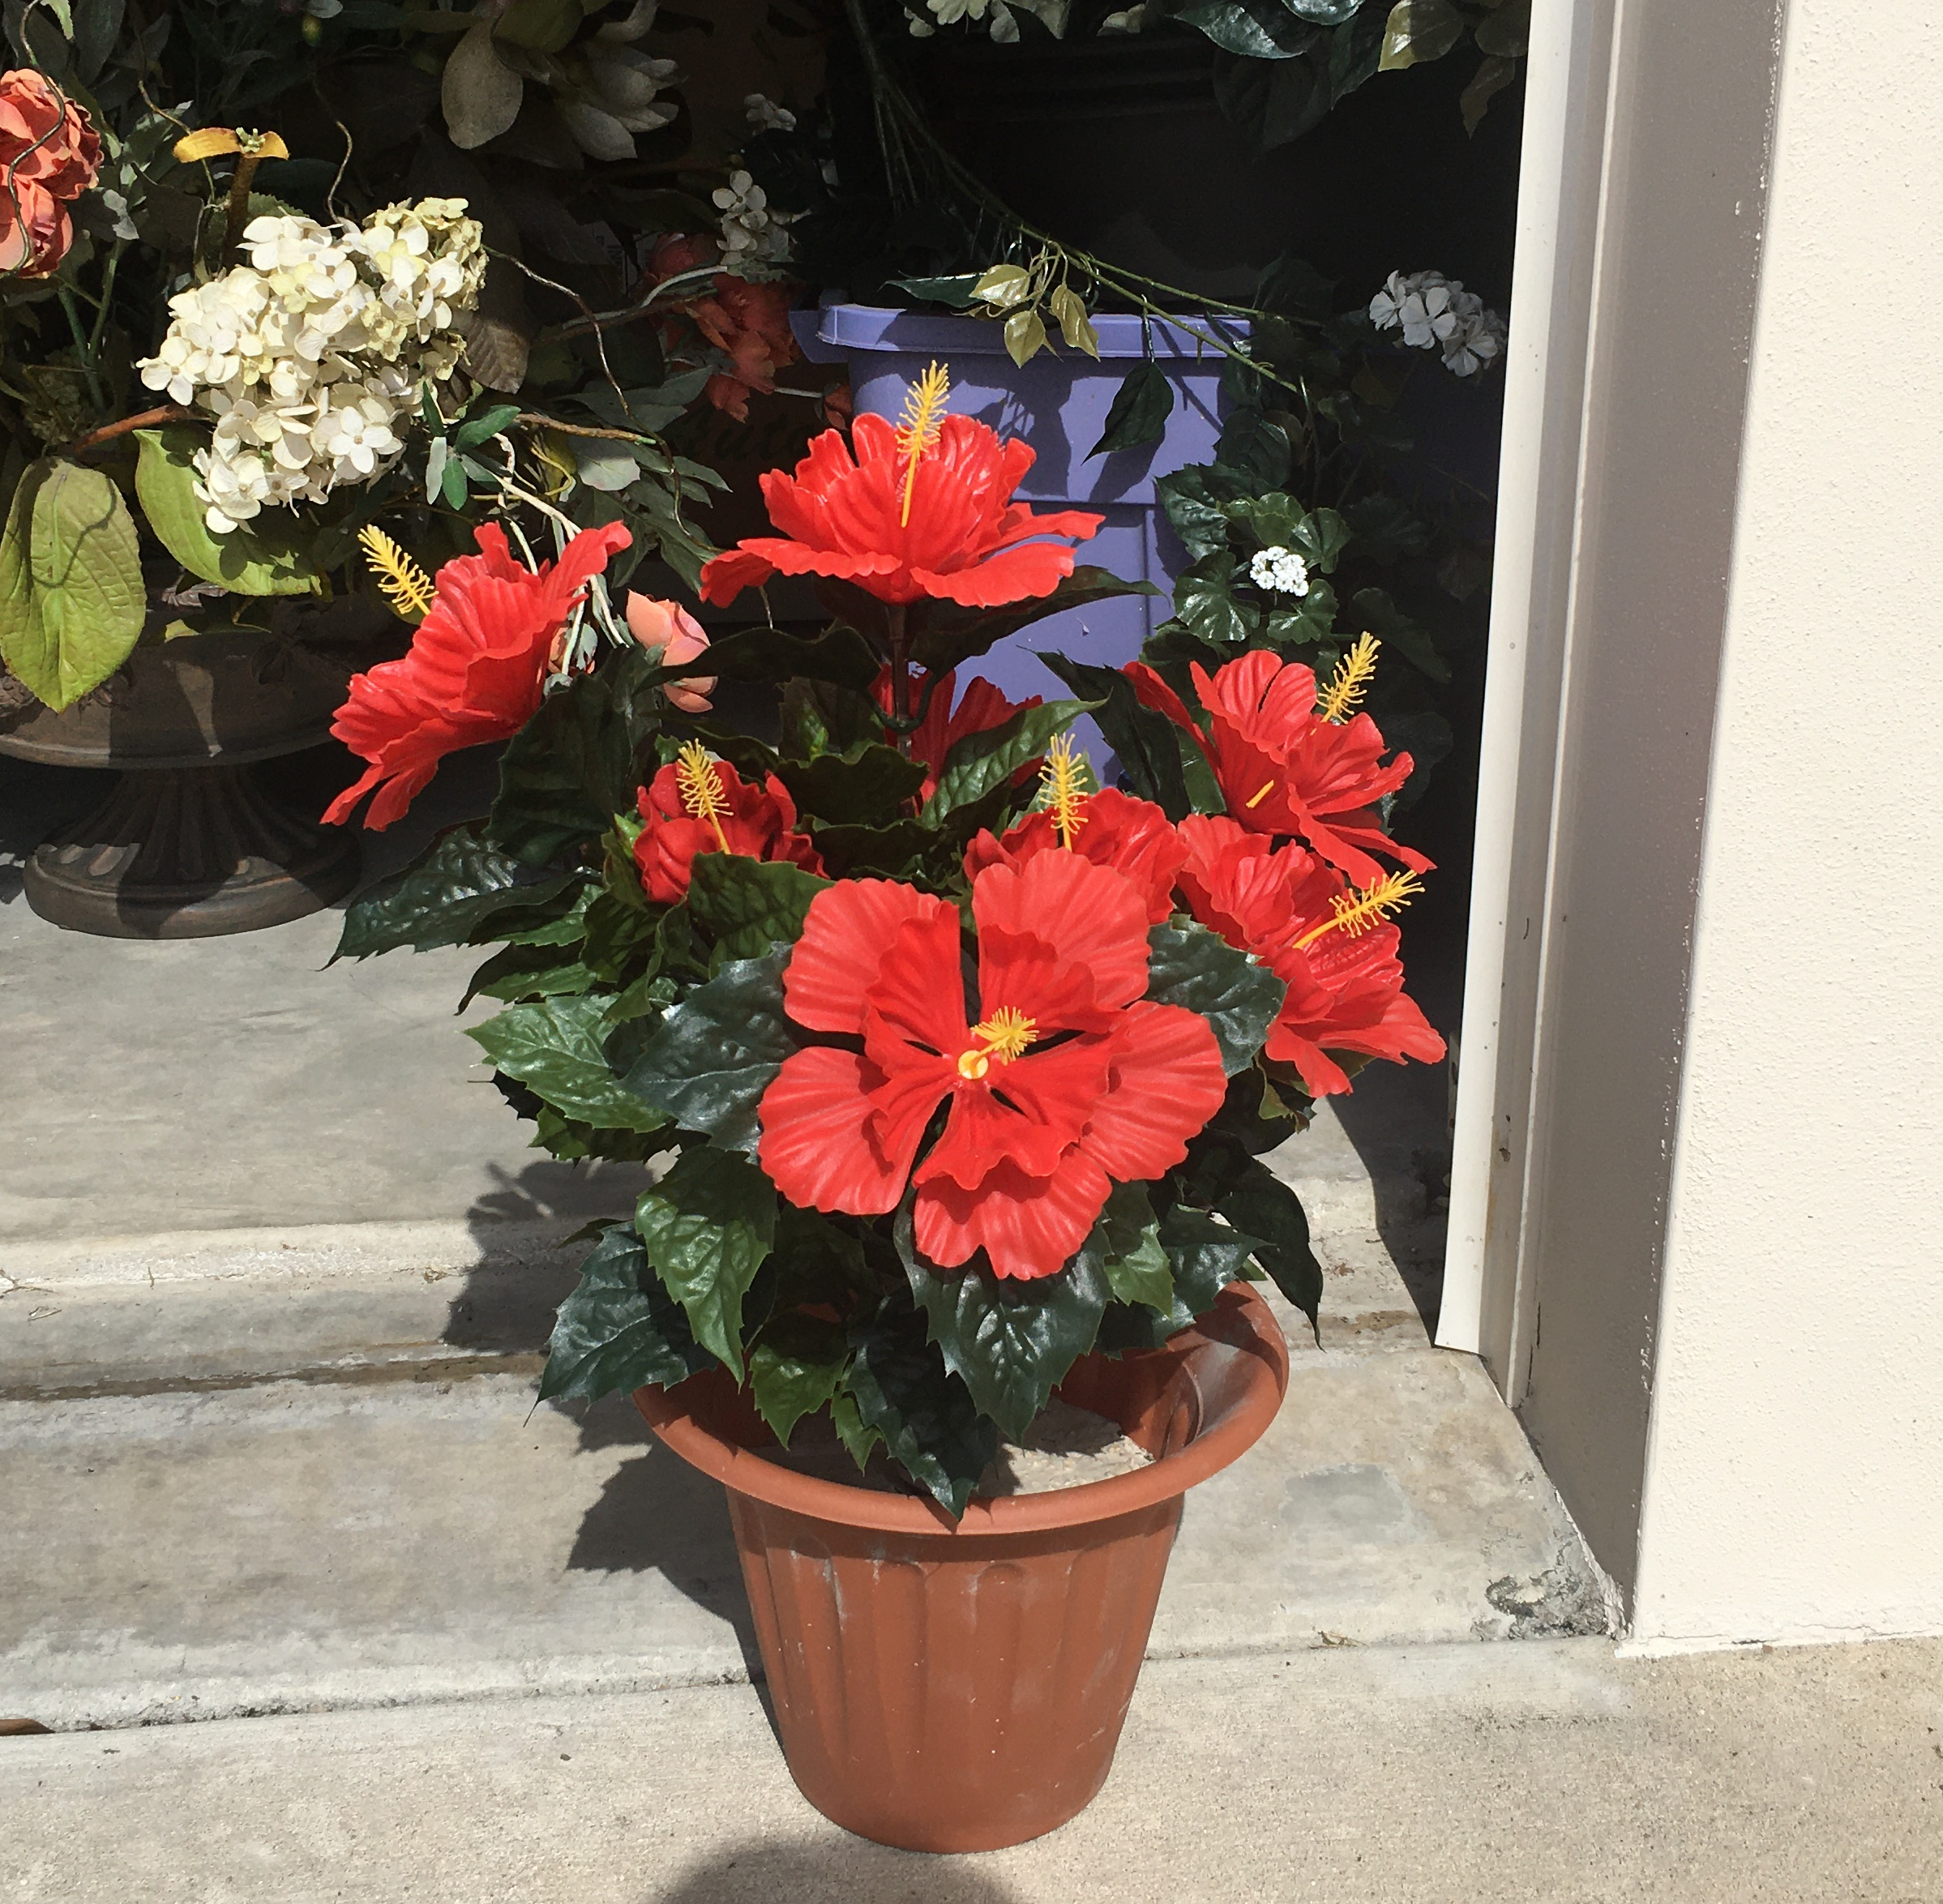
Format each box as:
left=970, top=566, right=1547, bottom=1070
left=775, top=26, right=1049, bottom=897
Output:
left=138, top=201, right=486, bottom=534
left=1249, top=546, right=1312, bottom=597
left=743, top=92, right=796, bottom=133
left=713, top=169, right=794, bottom=274
left=1369, top=269, right=1507, bottom=378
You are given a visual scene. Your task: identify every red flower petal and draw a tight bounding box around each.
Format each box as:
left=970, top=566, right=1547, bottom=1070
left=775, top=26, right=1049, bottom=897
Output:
left=972, top=851, right=1151, bottom=1012
left=784, top=879, right=957, bottom=1036
left=759, top=1047, right=923, bottom=1216
left=1079, top=1001, right=1227, bottom=1183
left=914, top=1149, right=1112, bottom=1282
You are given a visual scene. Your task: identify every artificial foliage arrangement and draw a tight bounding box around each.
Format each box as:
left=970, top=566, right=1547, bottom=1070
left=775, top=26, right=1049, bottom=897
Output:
left=333, top=362, right=1444, bottom=1514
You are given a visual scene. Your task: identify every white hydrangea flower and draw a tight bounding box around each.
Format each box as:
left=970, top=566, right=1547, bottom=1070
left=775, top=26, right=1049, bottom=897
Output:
left=1248, top=546, right=1312, bottom=597
left=138, top=197, right=486, bottom=534
left=745, top=92, right=797, bottom=133
left=1369, top=268, right=1506, bottom=376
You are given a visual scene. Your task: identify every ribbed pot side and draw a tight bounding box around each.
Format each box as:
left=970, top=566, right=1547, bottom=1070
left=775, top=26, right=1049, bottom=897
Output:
left=637, top=1281, right=1290, bottom=1853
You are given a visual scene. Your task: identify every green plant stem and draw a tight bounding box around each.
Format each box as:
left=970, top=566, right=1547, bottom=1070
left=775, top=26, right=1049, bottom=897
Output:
left=88, top=240, right=126, bottom=357
left=886, top=601, right=910, bottom=750
left=55, top=288, right=106, bottom=412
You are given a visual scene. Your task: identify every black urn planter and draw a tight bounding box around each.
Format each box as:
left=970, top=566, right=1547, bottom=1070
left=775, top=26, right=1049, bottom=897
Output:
left=0, top=604, right=392, bottom=939
left=914, top=34, right=1524, bottom=307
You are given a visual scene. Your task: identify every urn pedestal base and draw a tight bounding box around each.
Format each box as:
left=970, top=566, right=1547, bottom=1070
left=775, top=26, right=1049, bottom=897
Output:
left=23, top=761, right=360, bottom=939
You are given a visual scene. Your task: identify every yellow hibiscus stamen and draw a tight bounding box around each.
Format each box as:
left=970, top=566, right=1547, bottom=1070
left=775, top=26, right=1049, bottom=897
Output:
left=674, top=740, right=732, bottom=853
left=1244, top=781, right=1276, bottom=810
left=895, top=360, right=951, bottom=528
left=1038, top=733, right=1093, bottom=849
left=1316, top=633, right=1380, bottom=724
left=957, top=1006, right=1038, bottom=1080
left=1293, top=870, right=1424, bottom=952
left=357, top=525, right=436, bottom=621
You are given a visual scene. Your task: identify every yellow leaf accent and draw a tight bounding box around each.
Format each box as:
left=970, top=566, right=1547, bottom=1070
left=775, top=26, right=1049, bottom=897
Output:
left=357, top=525, right=436, bottom=622
left=173, top=126, right=289, bottom=162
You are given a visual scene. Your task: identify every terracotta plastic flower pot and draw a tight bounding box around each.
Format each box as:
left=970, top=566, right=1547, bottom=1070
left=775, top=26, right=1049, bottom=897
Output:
left=636, top=1281, right=1290, bottom=1853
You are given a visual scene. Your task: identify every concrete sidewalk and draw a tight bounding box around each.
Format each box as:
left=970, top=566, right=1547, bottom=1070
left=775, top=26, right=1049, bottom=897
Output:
left=8, top=1639, right=1942, bottom=1902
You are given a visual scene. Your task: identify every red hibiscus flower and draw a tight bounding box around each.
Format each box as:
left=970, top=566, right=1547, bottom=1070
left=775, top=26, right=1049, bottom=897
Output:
left=633, top=742, right=823, bottom=904
left=873, top=664, right=1041, bottom=803
left=323, top=520, right=631, bottom=830
left=698, top=362, right=1102, bottom=610
left=757, top=852, right=1227, bottom=1281
left=0, top=69, right=101, bottom=277
left=965, top=740, right=1187, bottom=924
left=1129, top=650, right=1431, bottom=888
left=1176, top=815, right=1444, bottom=1097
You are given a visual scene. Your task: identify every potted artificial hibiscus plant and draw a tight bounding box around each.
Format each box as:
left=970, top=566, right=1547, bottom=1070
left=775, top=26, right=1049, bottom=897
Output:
left=330, top=365, right=1443, bottom=1852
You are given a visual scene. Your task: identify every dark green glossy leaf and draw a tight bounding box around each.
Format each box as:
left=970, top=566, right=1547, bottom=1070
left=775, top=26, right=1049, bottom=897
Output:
left=1158, top=1204, right=1264, bottom=1315
left=748, top=1312, right=849, bottom=1448
left=1156, top=465, right=1251, bottom=559
left=488, top=647, right=661, bottom=865
left=636, top=1145, right=777, bottom=1380
left=335, top=826, right=578, bottom=959
left=890, top=273, right=983, bottom=309
left=468, top=994, right=669, bottom=1132
left=618, top=946, right=794, bottom=1152
left=1461, top=51, right=1521, bottom=132
left=845, top=1289, right=999, bottom=1517
left=1342, top=494, right=1432, bottom=565
left=1176, top=554, right=1261, bottom=648
left=1203, top=1063, right=1315, bottom=1155
left=829, top=1389, right=885, bottom=1472
left=1214, top=405, right=1294, bottom=490
left=1350, top=585, right=1452, bottom=682
left=1175, top=0, right=1320, bottom=58
left=770, top=1204, right=877, bottom=1308
left=921, top=698, right=1092, bottom=826
left=1290, top=507, right=1354, bottom=574
left=1327, top=4, right=1390, bottom=101
left=1211, top=44, right=1333, bottom=154
left=1282, top=0, right=1361, bottom=23
left=896, top=1210, right=1109, bottom=1442
left=909, top=567, right=1157, bottom=676
left=686, top=854, right=830, bottom=968
left=1214, top=1156, right=1323, bottom=1323
left=1097, top=1183, right=1176, bottom=1315
left=1229, top=491, right=1309, bottom=553
left=774, top=740, right=927, bottom=827
left=1038, top=651, right=1192, bottom=821
left=462, top=943, right=597, bottom=1007
left=808, top=818, right=934, bottom=879
left=1089, top=361, right=1176, bottom=458
left=539, top=1222, right=714, bottom=1402
left=1146, top=920, right=1286, bottom=1074
left=682, top=621, right=881, bottom=693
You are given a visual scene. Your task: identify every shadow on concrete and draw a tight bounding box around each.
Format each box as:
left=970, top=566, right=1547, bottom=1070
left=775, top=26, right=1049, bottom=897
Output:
left=0, top=754, right=100, bottom=905
left=1329, top=1055, right=1452, bottom=1336
left=645, top=1841, right=1024, bottom=1904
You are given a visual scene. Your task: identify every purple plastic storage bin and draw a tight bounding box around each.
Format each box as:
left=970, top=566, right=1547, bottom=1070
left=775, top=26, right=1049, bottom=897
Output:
left=792, top=302, right=1246, bottom=712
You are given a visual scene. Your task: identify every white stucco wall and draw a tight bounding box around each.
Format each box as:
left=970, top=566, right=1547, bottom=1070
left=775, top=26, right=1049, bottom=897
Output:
left=1629, top=0, right=1943, bottom=1645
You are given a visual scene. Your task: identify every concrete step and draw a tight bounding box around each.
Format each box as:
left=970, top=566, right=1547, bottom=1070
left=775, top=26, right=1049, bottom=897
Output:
left=7, top=1639, right=1940, bottom=1903
left=0, top=1269, right=1598, bottom=1732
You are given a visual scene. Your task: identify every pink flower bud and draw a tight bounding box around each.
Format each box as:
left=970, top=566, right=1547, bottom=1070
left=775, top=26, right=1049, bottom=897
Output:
left=625, top=593, right=717, bottom=714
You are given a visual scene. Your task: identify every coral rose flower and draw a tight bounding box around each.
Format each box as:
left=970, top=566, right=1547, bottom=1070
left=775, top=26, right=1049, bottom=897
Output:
left=323, top=520, right=631, bottom=830
left=625, top=593, right=715, bottom=712
left=965, top=742, right=1187, bottom=925
left=0, top=69, right=102, bottom=276
left=1176, top=815, right=1444, bottom=1097
left=633, top=742, right=823, bottom=904
left=1128, top=649, right=1431, bottom=888
left=699, top=363, right=1102, bottom=610
left=873, top=664, right=1040, bottom=803
left=758, top=852, right=1227, bottom=1281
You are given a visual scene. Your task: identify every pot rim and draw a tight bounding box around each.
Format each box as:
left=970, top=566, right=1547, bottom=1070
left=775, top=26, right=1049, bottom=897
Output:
left=636, top=1281, right=1290, bottom=1538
